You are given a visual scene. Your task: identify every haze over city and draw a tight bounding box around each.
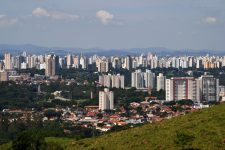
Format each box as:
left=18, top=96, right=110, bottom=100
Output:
left=0, top=0, right=225, bottom=50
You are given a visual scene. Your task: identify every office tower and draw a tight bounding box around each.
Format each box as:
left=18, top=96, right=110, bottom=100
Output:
left=166, top=77, right=197, bottom=101
left=45, top=54, right=56, bottom=76
left=124, top=55, right=132, bottom=70
left=4, top=53, right=12, bottom=70
left=99, top=74, right=124, bottom=89
left=73, top=55, right=79, bottom=68
left=99, top=88, right=114, bottom=110
left=131, top=69, right=155, bottom=89
left=197, top=74, right=219, bottom=102
left=157, top=73, right=165, bottom=91
left=80, top=54, right=87, bottom=69
left=66, top=54, right=72, bottom=68
left=0, top=71, right=8, bottom=81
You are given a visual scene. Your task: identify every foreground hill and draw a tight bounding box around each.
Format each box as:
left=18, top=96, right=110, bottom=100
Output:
left=1, top=104, right=225, bottom=150
left=46, top=104, right=225, bottom=150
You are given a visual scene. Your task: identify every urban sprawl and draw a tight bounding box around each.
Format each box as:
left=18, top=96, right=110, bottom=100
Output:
left=0, top=52, right=225, bottom=133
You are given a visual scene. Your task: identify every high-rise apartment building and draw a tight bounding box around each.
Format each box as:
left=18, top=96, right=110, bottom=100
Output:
left=99, top=74, right=124, bottom=89
left=157, top=73, right=165, bottom=91
left=66, top=54, right=72, bottom=68
left=80, top=54, right=87, bottom=69
left=98, top=60, right=109, bottom=73
left=99, top=88, right=114, bottom=110
left=4, top=53, right=12, bottom=70
left=112, top=57, right=122, bottom=69
left=166, top=75, right=219, bottom=102
left=73, top=55, right=79, bottom=68
left=131, top=69, right=155, bottom=89
left=166, top=77, right=197, bottom=101
left=197, top=74, right=219, bottom=102
left=45, top=54, right=56, bottom=76
left=124, top=55, right=132, bottom=70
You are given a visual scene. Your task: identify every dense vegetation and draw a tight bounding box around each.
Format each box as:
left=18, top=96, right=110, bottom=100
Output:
left=5, top=103, right=223, bottom=150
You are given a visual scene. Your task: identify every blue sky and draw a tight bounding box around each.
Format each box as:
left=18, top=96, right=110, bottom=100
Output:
left=0, top=0, right=225, bottom=50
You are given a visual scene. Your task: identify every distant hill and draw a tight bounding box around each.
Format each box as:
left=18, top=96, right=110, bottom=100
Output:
left=0, top=44, right=225, bottom=56
left=46, top=104, right=225, bottom=150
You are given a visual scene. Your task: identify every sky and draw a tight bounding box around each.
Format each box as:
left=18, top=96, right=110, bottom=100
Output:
left=0, top=0, right=225, bottom=50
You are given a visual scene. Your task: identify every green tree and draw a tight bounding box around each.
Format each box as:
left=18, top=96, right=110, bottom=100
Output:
left=12, top=131, right=46, bottom=150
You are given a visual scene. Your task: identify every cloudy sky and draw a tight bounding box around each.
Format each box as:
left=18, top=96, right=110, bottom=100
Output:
left=0, top=0, right=225, bottom=50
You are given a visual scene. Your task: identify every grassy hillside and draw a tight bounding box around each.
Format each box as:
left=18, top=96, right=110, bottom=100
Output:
left=2, top=104, right=225, bottom=150
left=48, top=104, right=225, bottom=150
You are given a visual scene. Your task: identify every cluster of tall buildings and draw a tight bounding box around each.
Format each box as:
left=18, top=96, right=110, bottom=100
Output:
left=1, top=52, right=225, bottom=75
left=130, top=70, right=220, bottom=102
left=99, top=74, right=124, bottom=89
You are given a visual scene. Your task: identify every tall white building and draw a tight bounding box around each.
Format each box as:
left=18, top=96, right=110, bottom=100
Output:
left=4, top=53, right=12, bottom=70
left=45, top=54, right=56, bottom=76
left=80, top=54, right=87, bottom=69
left=66, top=54, right=72, bottom=68
left=166, top=77, right=197, bottom=101
left=197, top=74, right=219, bottom=102
left=99, top=88, right=114, bottom=110
left=131, top=69, right=155, bottom=89
left=98, top=60, right=109, bottom=73
left=112, top=57, right=122, bottom=69
left=73, top=55, right=79, bottom=68
left=124, top=56, right=132, bottom=70
left=157, top=73, right=165, bottom=91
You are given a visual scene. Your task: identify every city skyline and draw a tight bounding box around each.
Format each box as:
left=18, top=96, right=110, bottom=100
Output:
left=0, top=0, right=225, bottom=50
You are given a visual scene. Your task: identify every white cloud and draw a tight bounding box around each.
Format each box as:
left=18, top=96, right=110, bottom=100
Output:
left=32, top=7, right=79, bottom=21
left=96, top=10, right=114, bottom=25
left=0, top=15, right=17, bottom=28
left=203, top=16, right=217, bottom=24
left=32, top=7, right=49, bottom=17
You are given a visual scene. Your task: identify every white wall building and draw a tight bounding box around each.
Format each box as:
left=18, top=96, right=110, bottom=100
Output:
left=166, top=75, right=219, bottom=102
left=131, top=69, right=155, bottom=89
left=157, top=73, right=165, bottom=91
left=99, top=88, right=114, bottom=110
left=99, top=74, right=124, bottom=89
left=197, top=74, right=219, bottom=102
left=166, top=77, right=197, bottom=101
